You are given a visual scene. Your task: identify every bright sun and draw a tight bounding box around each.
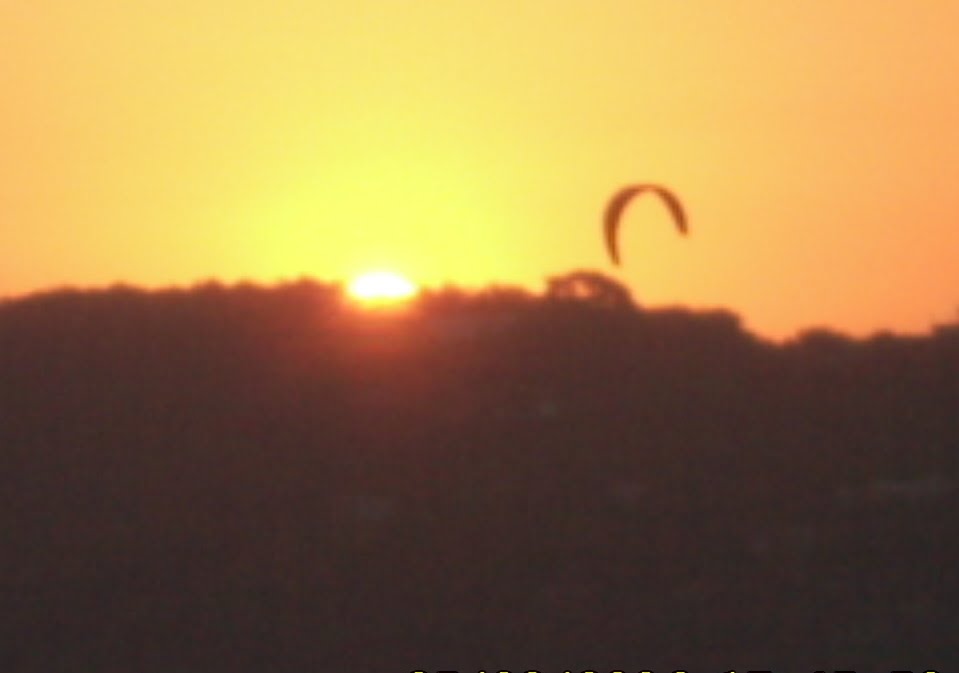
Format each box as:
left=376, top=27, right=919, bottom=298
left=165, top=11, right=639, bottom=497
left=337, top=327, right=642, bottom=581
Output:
left=347, top=270, right=419, bottom=306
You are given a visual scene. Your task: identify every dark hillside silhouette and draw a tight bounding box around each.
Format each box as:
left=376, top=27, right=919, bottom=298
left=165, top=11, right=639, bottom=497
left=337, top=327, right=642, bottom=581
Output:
left=2, top=276, right=957, bottom=670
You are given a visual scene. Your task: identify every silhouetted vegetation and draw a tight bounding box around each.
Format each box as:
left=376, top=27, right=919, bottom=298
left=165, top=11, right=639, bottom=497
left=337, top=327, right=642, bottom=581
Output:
left=3, top=275, right=957, bottom=671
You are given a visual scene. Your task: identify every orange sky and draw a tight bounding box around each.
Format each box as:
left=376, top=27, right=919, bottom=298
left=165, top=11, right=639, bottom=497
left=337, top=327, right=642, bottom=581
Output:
left=3, top=1, right=958, bottom=339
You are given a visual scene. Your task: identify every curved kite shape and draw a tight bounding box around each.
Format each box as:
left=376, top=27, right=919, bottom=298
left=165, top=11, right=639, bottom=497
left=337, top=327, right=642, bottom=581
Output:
left=603, top=184, right=688, bottom=266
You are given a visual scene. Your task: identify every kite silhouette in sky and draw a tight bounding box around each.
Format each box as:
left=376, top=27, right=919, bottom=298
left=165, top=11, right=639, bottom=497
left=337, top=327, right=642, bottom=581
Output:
left=603, top=184, right=688, bottom=266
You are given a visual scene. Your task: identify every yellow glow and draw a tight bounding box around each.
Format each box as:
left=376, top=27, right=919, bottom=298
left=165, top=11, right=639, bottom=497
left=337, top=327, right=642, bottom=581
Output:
left=347, top=270, right=418, bottom=306
left=2, top=2, right=959, bottom=338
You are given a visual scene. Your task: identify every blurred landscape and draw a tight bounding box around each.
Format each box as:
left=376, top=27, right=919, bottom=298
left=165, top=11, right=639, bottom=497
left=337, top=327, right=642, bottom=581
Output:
left=3, top=274, right=957, bottom=671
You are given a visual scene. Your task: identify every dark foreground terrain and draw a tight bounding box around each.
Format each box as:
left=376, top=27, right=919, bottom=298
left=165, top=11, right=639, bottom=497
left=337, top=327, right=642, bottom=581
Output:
left=2, top=275, right=957, bottom=671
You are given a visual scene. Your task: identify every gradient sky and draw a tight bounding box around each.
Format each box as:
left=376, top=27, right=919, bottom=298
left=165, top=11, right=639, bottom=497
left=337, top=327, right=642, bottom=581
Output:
left=3, top=1, right=958, bottom=339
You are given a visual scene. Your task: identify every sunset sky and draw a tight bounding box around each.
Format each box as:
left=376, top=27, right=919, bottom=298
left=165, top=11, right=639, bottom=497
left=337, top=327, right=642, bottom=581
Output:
left=3, top=1, right=958, bottom=339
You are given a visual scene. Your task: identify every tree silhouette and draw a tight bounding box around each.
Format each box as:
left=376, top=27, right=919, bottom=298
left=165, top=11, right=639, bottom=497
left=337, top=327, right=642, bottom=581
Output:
left=544, top=270, right=635, bottom=309
left=1, top=279, right=957, bottom=670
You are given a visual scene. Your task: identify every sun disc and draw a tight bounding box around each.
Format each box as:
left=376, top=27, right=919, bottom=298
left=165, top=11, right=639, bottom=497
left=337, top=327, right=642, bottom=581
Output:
left=347, top=270, right=418, bottom=306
